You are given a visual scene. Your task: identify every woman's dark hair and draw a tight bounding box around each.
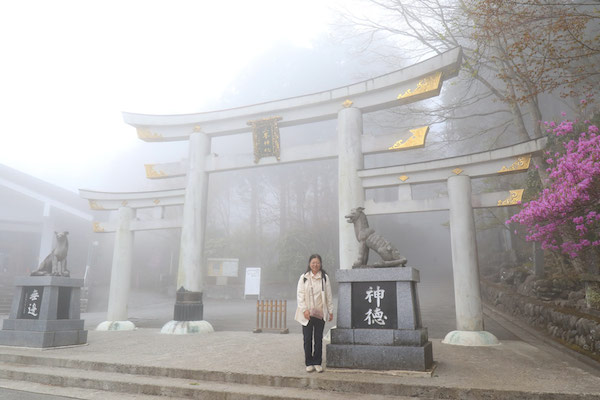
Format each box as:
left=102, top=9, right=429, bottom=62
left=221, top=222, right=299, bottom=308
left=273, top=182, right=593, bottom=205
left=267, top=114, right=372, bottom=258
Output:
left=306, top=253, right=327, bottom=282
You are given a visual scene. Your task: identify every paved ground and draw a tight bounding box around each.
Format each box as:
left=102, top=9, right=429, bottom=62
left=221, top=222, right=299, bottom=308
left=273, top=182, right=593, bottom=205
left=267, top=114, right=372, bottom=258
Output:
left=0, top=275, right=598, bottom=399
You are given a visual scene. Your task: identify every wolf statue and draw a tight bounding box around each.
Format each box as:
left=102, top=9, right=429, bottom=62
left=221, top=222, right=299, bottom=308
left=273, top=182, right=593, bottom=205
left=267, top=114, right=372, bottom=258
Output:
left=31, top=231, right=70, bottom=277
left=345, top=207, right=407, bottom=268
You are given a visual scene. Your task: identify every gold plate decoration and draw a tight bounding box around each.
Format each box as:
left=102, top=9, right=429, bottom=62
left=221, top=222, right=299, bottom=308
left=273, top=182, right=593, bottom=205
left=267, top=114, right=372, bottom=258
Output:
left=248, top=116, right=282, bottom=163
left=121, top=200, right=128, bottom=206
left=398, top=175, right=409, bottom=182
left=389, top=126, right=429, bottom=151
left=397, top=72, right=442, bottom=100
left=89, top=200, right=104, bottom=210
left=452, top=168, right=463, bottom=175
left=92, top=222, right=105, bottom=233
left=498, top=154, right=532, bottom=174
left=145, top=164, right=167, bottom=179
left=497, top=189, right=524, bottom=206
left=342, top=99, right=353, bottom=108
left=153, top=199, right=160, bottom=205
left=136, top=127, right=163, bottom=140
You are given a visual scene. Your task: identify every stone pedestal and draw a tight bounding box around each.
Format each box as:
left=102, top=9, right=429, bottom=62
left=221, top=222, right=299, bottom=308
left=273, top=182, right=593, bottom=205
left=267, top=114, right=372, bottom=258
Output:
left=160, top=289, right=213, bottom=335
left=173, top=289, right=203, bottom=321
left=0, top=276, right=87, bottom=348
left=326, top=267, right=432, bottom=371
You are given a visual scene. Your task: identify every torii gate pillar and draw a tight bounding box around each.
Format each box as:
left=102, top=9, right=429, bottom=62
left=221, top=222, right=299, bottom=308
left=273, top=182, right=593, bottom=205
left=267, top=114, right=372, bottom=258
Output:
left=97, top=206, right=136, bottom=331
left=338, top=106, right=365, bottom=270
left=161, top=130, right=214, bottom=334
left=443, top=175, right=499, bottom=346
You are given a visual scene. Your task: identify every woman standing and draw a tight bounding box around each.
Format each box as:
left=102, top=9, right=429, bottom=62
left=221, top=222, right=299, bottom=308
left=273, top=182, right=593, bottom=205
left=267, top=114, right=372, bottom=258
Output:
left=294, top=254, right=334, bottom=373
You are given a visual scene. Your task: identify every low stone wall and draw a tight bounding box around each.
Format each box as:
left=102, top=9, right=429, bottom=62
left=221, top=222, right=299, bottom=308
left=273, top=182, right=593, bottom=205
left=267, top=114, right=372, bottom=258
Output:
left=481, top=279, right=600, bottom=361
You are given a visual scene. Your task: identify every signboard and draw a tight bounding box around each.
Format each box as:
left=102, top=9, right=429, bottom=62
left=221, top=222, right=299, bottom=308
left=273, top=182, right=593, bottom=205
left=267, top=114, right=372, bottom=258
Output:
left=207, top=258, right=239, bottom=277
left=351, top=281, right=397, bottom=329
left=248, top=117, right=282, bottom=163
left=244, top=267, right=261, bottom=297
left=19, top=286, right=43, bottom=320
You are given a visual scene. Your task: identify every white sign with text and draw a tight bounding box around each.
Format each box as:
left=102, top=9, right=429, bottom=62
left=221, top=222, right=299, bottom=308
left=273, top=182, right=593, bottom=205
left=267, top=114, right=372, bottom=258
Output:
left=244, top=267, right=261, bottom=297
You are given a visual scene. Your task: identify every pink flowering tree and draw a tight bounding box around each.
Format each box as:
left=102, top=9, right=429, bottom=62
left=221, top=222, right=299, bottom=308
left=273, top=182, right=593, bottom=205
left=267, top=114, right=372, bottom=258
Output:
left=507, top=117, right=600, bottom=275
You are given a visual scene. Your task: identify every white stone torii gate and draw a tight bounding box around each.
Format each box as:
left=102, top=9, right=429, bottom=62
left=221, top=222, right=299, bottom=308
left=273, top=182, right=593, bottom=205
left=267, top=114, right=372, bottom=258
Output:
left=124, top=47, right=462, bottom=280
left=360, top=138, right=546, bottom=344
left=79, top=47, right=538, bottom=343
left=79, top=188, right=184, bottom=331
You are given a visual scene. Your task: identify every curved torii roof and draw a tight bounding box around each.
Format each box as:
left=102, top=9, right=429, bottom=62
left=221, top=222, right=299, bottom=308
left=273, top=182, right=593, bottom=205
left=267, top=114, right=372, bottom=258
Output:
left=123, top=48, right=463, bottom=140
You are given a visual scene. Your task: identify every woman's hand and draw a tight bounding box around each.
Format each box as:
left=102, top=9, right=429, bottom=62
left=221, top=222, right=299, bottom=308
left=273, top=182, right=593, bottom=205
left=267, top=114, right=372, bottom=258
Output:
left=328, top=313, right=333, bottom=322
left=304, top=310, right=310, bottom=320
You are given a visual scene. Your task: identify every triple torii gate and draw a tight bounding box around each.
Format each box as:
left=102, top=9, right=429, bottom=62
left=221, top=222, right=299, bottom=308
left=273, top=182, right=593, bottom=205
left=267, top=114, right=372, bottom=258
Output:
left=80, top=47, right=538, bottom=343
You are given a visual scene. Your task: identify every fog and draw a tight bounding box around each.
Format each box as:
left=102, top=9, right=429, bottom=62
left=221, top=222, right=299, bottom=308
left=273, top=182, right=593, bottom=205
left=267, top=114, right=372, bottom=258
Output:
left=5, top=1, right=593, bottom=338
left=1, top=28, right=498, bottom=333
left=76, top=38, right=465, bottom=331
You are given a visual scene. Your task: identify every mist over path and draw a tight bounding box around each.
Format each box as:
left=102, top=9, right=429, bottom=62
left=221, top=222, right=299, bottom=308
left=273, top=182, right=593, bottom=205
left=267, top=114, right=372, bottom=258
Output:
left=79, top=270, right=517, bottom=340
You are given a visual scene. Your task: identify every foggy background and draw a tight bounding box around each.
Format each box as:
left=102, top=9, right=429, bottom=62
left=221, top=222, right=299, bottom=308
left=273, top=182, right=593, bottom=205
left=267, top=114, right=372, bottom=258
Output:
left=2, top=0, right=597, bottom=331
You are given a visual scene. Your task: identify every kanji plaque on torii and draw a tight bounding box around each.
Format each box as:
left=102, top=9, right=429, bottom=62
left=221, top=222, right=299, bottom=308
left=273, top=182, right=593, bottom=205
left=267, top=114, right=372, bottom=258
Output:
left=248, top=116, right=282, bottom=163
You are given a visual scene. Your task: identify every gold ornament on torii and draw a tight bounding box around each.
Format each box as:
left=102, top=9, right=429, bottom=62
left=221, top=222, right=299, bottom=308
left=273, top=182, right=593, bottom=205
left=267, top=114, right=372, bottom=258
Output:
left=389, top=126, right=429, bottom=151
left=497, top=189, right=524, bottom=206
left=397, top=72, right=442, bottom=100
left=497, top=155, right=532, bottom=174
left=145, top=164, right=167, bottom=179
left=88, top=200, right=104, bottom=210
left=136, top=127, right=163, bottom=140
left=92, top=222, right=105, bottom=233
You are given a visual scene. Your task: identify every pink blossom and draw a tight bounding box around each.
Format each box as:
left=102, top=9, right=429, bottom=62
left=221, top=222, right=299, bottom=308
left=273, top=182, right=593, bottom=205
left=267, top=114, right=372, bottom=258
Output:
left=507, top=119, right=600, bottom=259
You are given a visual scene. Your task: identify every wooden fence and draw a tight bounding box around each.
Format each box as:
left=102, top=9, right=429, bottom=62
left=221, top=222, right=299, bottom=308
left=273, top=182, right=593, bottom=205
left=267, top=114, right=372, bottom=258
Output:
left=253, top=299, right=289, bottom=333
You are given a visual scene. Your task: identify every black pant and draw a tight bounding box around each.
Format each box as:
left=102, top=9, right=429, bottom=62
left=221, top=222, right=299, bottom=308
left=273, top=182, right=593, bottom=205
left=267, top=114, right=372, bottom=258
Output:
left=302, top=317, right=325, bottom=366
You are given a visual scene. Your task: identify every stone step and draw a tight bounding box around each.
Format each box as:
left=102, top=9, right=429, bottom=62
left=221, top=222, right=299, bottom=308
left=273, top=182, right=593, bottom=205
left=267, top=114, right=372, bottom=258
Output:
left=0, top=352, right=415, bottom=397
left=0, top=351, right=596, bottom=400
left=0, top=360, right=409, bottom=400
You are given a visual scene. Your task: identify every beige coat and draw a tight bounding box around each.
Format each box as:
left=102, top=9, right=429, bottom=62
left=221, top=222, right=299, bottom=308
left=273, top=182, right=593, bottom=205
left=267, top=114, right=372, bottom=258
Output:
left=294, top=271, right=334, bottom=326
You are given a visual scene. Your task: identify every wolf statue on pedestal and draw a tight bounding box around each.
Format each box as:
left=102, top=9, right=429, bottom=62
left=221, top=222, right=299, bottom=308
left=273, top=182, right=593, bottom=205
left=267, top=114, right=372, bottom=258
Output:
left=31, top=231, right=70, bottom=277
left=345, top=207, right=407, bottom=268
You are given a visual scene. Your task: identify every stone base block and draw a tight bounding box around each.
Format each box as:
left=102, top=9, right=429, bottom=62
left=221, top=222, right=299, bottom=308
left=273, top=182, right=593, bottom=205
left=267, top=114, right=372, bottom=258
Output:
left=96, top=321, right=136, bottom=331
left=160, top=320, right=214, bottom=335
left=0, top=329, right=87, bottom=348
left=331, top=328, right=428, bottom=346
left=2, top=318, right=84, bottom=332
left=326, top=341, right=433, bottom=371
left=0, top=276, right=88, bottom=348
left=442, top=330, right=500, bottom=346
left=174, top=290, right=203, bottom=321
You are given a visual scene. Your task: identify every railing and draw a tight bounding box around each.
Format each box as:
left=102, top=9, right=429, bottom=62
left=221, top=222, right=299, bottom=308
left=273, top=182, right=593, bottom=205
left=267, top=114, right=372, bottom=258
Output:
left=253, top=299, right=289, bottom=334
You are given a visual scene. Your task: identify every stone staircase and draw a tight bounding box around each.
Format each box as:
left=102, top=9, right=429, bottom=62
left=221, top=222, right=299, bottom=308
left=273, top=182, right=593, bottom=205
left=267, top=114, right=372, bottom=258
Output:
left=0, top=353, right=414, bottom=400
left=1, top=350, right=597, bottom=400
